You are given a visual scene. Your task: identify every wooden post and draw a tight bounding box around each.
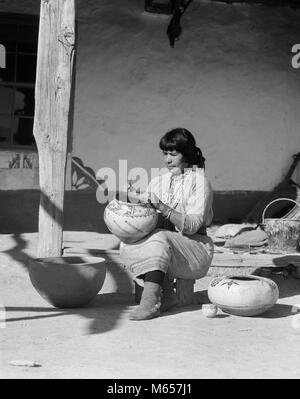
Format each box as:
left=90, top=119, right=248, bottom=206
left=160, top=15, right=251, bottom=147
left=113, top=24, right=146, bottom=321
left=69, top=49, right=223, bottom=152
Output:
left=33, top=0, right=75, bottom=257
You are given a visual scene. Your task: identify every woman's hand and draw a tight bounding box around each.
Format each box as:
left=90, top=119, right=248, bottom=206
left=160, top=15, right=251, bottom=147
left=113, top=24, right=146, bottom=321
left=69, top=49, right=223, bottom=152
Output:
left=138, top=191, right=161, bottom=209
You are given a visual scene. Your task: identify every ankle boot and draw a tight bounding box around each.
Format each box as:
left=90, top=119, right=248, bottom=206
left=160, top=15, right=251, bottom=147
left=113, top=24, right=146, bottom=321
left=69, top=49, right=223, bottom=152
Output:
left=129, top=281, right=161, bottom=321
left=160, top=276, right=179, bottom=312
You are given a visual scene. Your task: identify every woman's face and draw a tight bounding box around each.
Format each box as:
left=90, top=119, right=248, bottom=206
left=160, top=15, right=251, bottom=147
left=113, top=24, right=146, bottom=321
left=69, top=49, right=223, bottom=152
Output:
left=162, top=150, right=188, bottom=174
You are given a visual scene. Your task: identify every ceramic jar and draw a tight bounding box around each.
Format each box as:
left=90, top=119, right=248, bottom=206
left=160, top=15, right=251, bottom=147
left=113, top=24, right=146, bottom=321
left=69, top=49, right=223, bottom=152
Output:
left=104, top=199, right=158, bottom=243
left=208, top=275, right=279, bottom=317
left=28, top=256, right=107, bottom=308
left=202, top=304, right=218, bottom=318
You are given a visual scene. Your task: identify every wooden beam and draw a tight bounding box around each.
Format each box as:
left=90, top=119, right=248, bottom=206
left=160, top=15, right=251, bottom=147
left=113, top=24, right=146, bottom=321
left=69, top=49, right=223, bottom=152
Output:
left=212, top=251, right=300, bottom=268
left=210, top=0, right=300, bottom=8
left=63, top=248, right=300, bottom=269
left=33, top=0, right=75, bottom=257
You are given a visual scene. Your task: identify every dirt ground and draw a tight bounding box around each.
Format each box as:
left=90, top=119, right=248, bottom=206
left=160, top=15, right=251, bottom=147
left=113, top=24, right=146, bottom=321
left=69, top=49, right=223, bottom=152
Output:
left=1, top=231, right=300, bottom=379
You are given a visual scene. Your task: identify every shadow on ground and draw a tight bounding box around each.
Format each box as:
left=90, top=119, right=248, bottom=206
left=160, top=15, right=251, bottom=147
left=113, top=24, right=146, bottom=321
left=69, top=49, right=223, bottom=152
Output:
left=4, top=293, right=134, bottom=334
left=253, top=269, right=300, bottom=299
left=2, top=233, right=133, bottom=335
left=3, top=233, right=32, bottom=270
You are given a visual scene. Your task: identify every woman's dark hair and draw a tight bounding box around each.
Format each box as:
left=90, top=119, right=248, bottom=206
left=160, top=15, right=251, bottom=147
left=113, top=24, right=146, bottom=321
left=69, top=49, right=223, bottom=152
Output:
left=159, top=128, right=205, bottom=169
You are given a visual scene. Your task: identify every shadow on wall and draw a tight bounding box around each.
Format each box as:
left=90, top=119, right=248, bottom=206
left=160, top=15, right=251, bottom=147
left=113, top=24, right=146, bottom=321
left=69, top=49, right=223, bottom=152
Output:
left=0, top=189, right=271, bottom=234
left=0, top=189, right=109, bottom=234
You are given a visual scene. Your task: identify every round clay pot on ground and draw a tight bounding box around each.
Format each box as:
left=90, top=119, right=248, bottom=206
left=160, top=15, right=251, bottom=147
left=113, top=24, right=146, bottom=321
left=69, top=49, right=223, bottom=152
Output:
left=208, top=275, right=279, bottom=317
left=104, top=199, right=158, bottom=244
left=28, top=256, right=107, bottom=308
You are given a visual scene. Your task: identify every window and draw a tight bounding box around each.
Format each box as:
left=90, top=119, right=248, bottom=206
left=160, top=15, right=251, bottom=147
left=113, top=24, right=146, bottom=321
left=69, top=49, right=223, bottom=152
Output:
left=0, top=13, right=38, bottom=148
left=144, top=0, right=176, bottom=14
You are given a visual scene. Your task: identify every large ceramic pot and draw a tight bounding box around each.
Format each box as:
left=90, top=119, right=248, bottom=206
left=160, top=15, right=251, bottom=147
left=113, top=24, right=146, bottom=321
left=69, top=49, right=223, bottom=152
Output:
left=28, top=256, right=107, bottom=308
left=104, top=199, right=158, bottom=244
left=208, top=275, right=279, bottom=317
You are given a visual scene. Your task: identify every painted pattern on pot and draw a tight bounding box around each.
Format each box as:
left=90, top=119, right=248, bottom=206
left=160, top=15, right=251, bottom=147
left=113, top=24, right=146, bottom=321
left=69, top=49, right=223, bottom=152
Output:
left=208, top=275, right=279, bottom=317
left=104, top=199, right=158, bottom=244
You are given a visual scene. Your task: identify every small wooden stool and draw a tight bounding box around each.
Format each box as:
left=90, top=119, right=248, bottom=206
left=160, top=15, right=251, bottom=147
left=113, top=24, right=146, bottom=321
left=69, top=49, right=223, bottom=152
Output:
left=134, top=278, right=195, bottom=306
left=175, top=278, right=195, bottom=307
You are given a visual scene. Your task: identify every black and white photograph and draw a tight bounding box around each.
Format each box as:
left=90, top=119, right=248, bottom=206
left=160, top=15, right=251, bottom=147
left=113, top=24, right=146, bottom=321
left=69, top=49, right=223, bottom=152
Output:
left=0, top=0, right=300, bottom=382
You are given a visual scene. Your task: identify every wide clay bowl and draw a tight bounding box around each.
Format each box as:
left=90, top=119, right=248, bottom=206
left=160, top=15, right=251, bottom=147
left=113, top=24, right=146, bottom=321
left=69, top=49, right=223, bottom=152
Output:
left=28, top=256, right=107, bottom=308
left=104, top=199, right=158, bottom=244
left=208, top=275, right=279, bottom=317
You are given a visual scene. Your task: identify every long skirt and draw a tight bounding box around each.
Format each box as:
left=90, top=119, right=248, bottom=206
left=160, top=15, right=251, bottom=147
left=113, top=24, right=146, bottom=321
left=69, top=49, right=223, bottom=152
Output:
left=120, top=229, right=214, bottom=285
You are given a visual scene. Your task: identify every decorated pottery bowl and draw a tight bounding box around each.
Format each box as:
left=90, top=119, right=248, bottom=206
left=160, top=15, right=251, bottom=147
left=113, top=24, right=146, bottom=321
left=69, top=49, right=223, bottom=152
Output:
left=104, top=198, right=158, bottom=244
left=208, top=275, right=279, bottom=317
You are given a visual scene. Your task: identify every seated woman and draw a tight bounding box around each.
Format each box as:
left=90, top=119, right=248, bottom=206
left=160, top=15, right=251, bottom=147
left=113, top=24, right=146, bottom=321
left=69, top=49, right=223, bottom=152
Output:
left=120, top=127, right=214, bottom=321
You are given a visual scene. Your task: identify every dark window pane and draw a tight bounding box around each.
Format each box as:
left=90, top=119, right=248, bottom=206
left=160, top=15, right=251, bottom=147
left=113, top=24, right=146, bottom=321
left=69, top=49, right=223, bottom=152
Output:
left=0, top=53, right=16, bottom=82
left=14, top=87, right=34, bottom=117
left=0, top=84, right=14, bottom=115
left=0, top=23, right=17, bottom=52
left=17, top=25, right=38, bottom=54
left=13, top=117, right=35, bottom=146
left=16, top=54, right=36, bottom=83
left=0, top=114, right=12, bottom=144
left=0, top=15, right=38, bottom=147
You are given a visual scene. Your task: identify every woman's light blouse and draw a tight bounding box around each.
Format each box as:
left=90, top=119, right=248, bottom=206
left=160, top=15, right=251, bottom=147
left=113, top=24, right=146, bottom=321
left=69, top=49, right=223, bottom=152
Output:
left=147, top=168, right=213, bottom=236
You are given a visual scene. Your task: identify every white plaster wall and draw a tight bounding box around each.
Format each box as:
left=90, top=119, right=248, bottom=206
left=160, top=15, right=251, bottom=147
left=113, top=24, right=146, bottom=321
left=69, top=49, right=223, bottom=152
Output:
left=0, top=0, right=299, bottom=190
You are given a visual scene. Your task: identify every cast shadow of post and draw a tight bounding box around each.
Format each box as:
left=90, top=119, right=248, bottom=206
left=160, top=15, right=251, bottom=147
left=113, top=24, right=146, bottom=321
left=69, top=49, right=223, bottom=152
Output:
left=3, top=190, right=134, bottom=334
left=253, top=262, right=300, bottom=300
